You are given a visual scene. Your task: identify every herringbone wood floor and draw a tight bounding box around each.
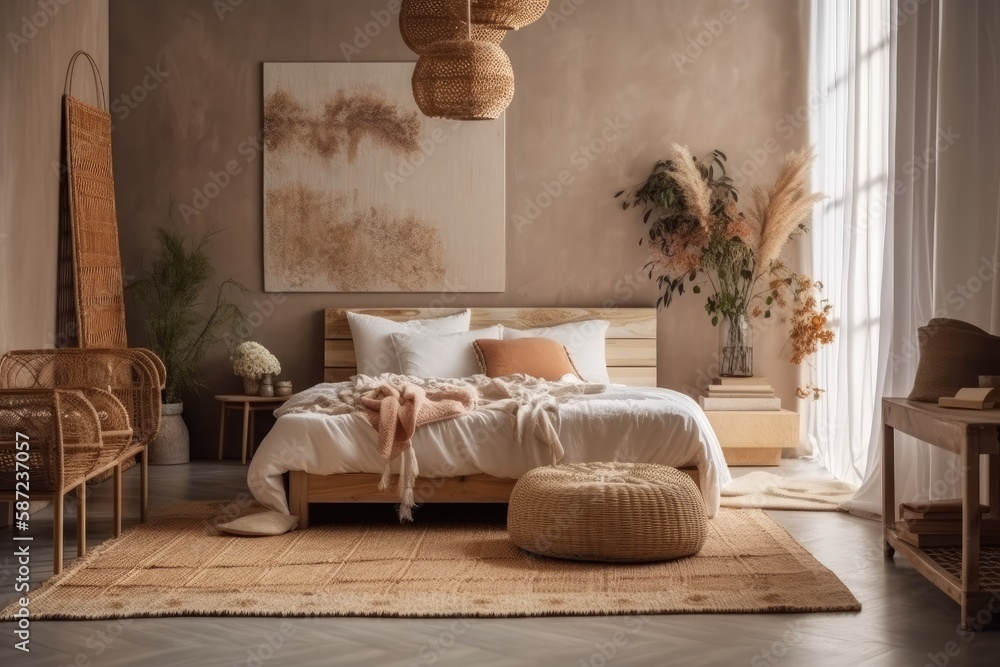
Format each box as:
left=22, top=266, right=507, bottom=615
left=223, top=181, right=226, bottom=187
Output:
left=2, top=459, right=999, bottom=667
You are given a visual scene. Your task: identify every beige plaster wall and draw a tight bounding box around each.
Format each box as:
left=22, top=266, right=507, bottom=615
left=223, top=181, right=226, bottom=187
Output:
left=108, top=0, right=811, bottom=457
left=0, top=0, right=109, bottom=353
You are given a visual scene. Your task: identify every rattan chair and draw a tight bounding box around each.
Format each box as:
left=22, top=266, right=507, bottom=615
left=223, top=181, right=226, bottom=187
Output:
left=0, top=389, right=108, bottom=574
left=0, top=348, right=163, bottom=534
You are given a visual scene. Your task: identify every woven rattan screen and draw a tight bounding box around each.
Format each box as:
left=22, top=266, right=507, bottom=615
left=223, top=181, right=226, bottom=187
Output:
left=64, top=97, right=127, bottom=347
left=62, top=53, right=128, bottom=349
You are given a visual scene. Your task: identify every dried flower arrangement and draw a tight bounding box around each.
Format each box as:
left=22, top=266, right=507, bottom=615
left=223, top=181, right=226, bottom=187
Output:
left=231, top=341, right=281, bottom=379
left=616, top=144, right=835, bottom=391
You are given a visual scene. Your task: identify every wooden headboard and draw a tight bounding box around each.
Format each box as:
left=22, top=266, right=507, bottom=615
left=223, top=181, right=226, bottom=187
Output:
left=323, top=308, right=658, bottom=387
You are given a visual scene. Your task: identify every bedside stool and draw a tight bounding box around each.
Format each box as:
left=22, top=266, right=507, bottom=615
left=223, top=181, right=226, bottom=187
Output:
left=216, top=394, right=290, bottom=464
left=704, top=409, right=799, bottom=466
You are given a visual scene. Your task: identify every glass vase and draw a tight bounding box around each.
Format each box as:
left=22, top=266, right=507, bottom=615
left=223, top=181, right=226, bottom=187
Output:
left=719, top=311, right=754, bottom=377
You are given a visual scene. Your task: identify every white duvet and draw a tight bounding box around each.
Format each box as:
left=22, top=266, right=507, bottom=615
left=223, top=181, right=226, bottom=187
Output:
left=247, top=378, right=731, bottom=517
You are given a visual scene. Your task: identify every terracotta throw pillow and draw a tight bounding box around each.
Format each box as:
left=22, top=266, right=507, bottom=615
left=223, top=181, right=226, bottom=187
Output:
left=908, top=318, right=1000, bottom=402
left=473, top=338, right=581, bottom=381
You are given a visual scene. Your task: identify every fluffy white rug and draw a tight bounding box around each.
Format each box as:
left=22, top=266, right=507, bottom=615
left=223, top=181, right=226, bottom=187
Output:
left=721, top=471, right=857, bottom=511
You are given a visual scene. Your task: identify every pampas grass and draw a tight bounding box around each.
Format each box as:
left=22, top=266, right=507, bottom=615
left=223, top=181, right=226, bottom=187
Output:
left=668, top=143, right=714, bottom=231
left=748, top=147, right=825, bottom=269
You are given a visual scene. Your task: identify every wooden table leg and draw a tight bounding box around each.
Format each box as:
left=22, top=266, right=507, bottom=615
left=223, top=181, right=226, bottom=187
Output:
left=218, top=402, right=227, bottom=460
left=113, top=463, right=122, bottom=538
left=961, top=433, right=982, bottom=631
left=76, top=483, right=87, bottom=558
left=249, top=410, right=256, bottom=460
left=989, top=445, right=999, bottom=517
left=53, top=491, right=63, bottom=576
left=882, top=421, right=896, bottom=558
left=241, top=402, right=250, bottom=465
left=140, top=448, right=148, bottom=523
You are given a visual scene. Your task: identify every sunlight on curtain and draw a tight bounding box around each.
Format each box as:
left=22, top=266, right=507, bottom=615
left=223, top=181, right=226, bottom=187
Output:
left=840, top=0, right=1000, bottom=517
left=807, top=0, right=893, bottom=486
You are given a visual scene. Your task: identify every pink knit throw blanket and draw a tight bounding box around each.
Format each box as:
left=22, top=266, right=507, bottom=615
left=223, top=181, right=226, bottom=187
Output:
left=358, top=380, right=477, bottom=519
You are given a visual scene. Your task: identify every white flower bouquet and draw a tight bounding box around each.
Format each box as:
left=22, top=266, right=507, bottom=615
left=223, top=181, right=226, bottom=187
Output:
left=231, top=341, right=281, bottom=379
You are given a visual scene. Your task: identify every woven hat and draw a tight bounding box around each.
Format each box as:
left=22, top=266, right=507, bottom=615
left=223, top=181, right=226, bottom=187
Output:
left=412, top=40, right=515, bottom=120
left=400, top=0, right=507, bottom=54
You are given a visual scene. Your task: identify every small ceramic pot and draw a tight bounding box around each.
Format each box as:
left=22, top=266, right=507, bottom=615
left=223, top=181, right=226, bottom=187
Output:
left=275, top=380, right=293, bottom=397
left=242, top=376, right=260, bottom=395
left=258, top=374, right=275, bottom=397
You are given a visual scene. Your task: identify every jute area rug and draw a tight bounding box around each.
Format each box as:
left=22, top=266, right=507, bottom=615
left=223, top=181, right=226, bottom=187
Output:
left=1, top=501, right=859, bottom=620
left=721, top=472, right=858, bottom=511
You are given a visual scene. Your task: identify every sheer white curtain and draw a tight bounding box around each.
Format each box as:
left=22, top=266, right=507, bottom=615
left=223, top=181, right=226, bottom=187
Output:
left=809, top=0, right=1000, bottom=516
left=807, top=0, right=893, bottom=487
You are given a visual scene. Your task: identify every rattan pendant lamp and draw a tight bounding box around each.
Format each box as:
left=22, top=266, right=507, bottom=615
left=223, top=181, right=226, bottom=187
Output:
left=473, top=0, right=548, bottom=30
left=399, top=0, right=549, bottom=53
left=400, top=0, right=507, bottom=54
left=411, top=0, right=515, bottom=120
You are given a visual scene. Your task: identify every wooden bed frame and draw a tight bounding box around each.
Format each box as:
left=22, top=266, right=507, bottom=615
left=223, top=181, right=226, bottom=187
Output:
left=289, top=307, right=698, bottom=528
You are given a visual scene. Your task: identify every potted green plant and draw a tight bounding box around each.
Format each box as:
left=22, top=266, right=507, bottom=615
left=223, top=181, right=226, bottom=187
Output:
left=131, top=207, right=247, bottom=464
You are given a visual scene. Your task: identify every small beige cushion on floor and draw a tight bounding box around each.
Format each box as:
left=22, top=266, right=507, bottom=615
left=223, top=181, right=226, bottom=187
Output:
left=217, top=510, right=298, bottom=536
left=508, top=462, right=707, bottom=562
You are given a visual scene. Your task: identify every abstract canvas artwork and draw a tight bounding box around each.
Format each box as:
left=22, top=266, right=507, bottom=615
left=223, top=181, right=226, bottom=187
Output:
left=262, top=62, right=505, bottom=292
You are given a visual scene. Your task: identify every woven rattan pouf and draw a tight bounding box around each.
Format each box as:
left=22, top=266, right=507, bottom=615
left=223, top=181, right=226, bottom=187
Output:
left=507, top=462, right=707, bottom=562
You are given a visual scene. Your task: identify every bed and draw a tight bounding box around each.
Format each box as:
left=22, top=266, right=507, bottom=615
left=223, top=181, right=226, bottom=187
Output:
left=247, top=307, right=730, bottom=527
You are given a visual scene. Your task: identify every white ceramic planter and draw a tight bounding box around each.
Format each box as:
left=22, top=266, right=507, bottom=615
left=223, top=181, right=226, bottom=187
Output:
left=150, top=402, right=190, bottom=465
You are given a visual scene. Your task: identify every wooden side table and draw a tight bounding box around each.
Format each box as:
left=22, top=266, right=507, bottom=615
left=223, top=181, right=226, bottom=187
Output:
left=704, top=409, right=799, bottom=466
left=882, top=398, right=1000, bottom=630
left=216, top=394, right=290, bottom=464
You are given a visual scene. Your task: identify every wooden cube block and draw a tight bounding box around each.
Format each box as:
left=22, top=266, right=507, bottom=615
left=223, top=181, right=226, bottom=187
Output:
left=704, top=409, right=800, bottom=466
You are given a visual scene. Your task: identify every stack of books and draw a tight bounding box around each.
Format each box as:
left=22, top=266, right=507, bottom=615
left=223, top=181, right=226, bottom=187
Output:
left=698, top=377, right=781, bottom=411
left=894, top=499, right=1000, bottom=548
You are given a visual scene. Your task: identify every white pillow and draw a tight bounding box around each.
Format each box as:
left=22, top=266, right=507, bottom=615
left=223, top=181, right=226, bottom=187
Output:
left=392, top=326, right=502, bottom=378
left=503, top=320, right=611, bottom=383
left=347, top=310, right=471, bottom=376
left=217, top=510, right=298, bottom=536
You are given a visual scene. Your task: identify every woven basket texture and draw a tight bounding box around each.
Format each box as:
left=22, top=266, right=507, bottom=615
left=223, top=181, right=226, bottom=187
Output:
left=0, top=390, right=103, bottom=494
left=474, top=0, right=548, bottom=30
left=64, top=95, right=128, bottom=349
left=412, top=40, right=515, bottom=120
left=400, top=0, right=507, bottom=54
left=508, top=462, right=708, bottom=562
